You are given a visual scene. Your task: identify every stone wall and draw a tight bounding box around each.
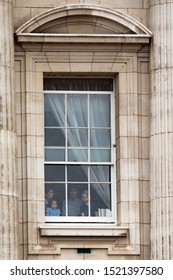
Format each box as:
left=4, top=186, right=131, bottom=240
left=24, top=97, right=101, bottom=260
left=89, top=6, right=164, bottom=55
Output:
left=149, top=0, right=173, bottom=260
left=14, top=0, right=149, bottom=31
left=14, top=1, right=151, bottom=259
left=0, top=0, right=18, bottom=260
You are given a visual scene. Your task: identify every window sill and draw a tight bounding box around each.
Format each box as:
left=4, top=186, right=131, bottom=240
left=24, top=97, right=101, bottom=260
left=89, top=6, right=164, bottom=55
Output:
left=39, top=223, right=128, bottom=237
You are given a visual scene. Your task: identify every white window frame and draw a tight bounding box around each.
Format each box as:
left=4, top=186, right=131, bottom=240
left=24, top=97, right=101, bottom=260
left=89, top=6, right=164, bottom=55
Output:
left=44, top=84, right=116, bottom=224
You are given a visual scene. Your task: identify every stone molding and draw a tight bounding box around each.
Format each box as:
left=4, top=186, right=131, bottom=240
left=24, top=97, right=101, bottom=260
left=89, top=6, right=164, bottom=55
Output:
left=15, top=4, right=152, bottom=48
left=15, top=50, right=148, bottom=257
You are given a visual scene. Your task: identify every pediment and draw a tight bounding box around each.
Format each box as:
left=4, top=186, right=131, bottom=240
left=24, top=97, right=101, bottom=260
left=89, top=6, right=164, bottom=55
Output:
left=15, top=5, right=152, bottom=46
left=32, top=14, right=134, bottom=35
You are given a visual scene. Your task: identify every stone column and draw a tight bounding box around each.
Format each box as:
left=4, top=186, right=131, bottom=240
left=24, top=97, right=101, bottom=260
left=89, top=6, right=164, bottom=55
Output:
left=0, top=0, right=18, bottom=259
left=149, top=0, right=173, bottom=259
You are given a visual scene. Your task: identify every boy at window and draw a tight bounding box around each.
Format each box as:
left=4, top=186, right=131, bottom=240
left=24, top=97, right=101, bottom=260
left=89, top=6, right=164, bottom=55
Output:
left=80, top=190, right=98, bottom=216
left=80, top=190, right=89, bottom=216
left=46, top=199, right=61, bottom=216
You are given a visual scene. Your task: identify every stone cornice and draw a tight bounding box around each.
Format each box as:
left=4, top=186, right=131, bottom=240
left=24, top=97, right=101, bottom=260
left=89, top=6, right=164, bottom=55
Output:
left=15, top=4, right=152, bottom=49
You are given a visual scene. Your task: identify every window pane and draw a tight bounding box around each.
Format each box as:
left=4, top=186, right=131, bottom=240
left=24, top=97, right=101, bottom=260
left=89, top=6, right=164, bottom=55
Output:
left=90, top=149, right=111, bottom=162
left=91, top=183, right=111, bottom=216
left=90, top=165, right=111, bottom=182
left=67, top=128, right=88, bottom=147
left=45, top=128, right=65, bottom=146
left=68, top=149, right=88, bottom=162
left=45, top=165, right=65, bottom=181
left=45, top=183, right=65, bottom=216
left=44, top=94, right=65, bottom=127
left=90, top=129, right=111, bottom=147
left=44, top=78, right=113, bottom=91
left=67, top=95, right=88, bottom=127
left=67, top=165, right=88, bottom=182
left=45, top=148, right=65, bottom=161
left=90, top=95, right=110, bottom=127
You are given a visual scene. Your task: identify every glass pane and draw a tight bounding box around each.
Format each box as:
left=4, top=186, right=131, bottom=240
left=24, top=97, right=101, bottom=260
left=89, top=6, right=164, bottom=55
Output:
left=61, top=184, right=87, bottom=216
left=68, top=149, right=88, bottom=162
left=45, top=128, right=65, bottom=146
left=45, top=183, right=65, bottom=216
left=44, top=78, right=113, bottom=91
left=91, top=184, right=111, bottom=216
left=90, top=149, right=111, bottom=162
left=90, top=95, right=110, bottom=127
left=44, top=94, right=65, bottom=127
left=90, top=129, right=111, bottom=147
left=90, top=165, right=111, bottom=182
left=67, top=128, right=88, bottom=147
left=45, top=165, right=65, bottom=181
left=45, top=149, right=65, bottom=161
left=67, top=165, right=88, bottom=182
left=67, top=95, right=88, bottom=127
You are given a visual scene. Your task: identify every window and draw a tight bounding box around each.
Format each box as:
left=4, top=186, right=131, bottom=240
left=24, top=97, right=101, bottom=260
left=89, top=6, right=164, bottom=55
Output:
left=44, top=78, right=115, bottom=222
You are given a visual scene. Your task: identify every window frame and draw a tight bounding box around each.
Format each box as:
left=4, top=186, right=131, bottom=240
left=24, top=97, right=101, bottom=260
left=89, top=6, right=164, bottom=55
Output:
left=44, top=83, right=116, bottom=224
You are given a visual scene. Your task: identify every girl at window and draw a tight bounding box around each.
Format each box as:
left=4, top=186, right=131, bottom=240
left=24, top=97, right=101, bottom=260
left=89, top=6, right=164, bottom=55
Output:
left=46, top=199, right=61, bottom=216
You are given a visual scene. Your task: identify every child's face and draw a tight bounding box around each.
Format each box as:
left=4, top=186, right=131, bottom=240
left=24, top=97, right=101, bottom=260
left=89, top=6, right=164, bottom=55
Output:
left=82, top=193, right=88, bottom=204
left=51, top=200, right=58, bottom=209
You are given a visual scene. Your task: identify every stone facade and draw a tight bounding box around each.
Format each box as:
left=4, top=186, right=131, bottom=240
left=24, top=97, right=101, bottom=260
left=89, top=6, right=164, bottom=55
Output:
left=0, top=0, right=172, bottom=260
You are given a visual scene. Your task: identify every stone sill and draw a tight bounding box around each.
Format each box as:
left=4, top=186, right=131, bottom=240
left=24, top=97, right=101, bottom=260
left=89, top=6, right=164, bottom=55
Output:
left=39, top=224, right=129, bottom=237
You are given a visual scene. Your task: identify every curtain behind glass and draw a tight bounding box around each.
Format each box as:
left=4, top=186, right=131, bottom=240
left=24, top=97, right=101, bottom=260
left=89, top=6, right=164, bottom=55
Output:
left=44, top=78, right=112, bottom=211
left=44, top=78, right=113, bottom=91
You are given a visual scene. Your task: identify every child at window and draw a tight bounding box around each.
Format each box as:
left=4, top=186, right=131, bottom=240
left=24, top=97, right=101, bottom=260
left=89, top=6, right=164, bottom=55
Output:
left=80, top=190, right=99, bottom=216
left=46, top=199, right=61, bottom=216
left=80, top=190, right=89, bottom=216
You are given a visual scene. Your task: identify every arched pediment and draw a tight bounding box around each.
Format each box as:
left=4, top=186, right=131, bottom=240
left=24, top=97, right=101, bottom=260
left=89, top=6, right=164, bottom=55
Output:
left=15, top=4, right=152, bottom=46
left=16, top=4, right=151, bottom=35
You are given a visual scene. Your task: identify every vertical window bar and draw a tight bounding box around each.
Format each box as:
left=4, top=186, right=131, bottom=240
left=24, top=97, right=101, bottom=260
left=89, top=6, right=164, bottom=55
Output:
left=65, top=93, right=67, bottom=162
left=65, top=93, right=68, bottom=216
left=88, top=94, right=91, bottom=216
left=65, top=166, right=68, bottom=216
left=111, top=90, right=115, bottom=218
left=88, top=166, right=90, bottom=217
left=88, top=94, right=90, bottom=163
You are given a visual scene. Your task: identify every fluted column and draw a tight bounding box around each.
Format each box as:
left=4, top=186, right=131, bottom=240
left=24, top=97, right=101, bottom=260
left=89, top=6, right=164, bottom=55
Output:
left=0, top=0, right=18, bottom=259
left=150, top=0, right=173, bottom=259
